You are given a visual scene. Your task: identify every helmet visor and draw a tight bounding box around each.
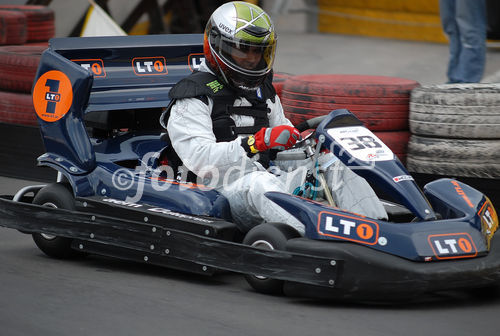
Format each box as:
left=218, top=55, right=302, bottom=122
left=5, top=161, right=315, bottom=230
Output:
left=214, top=34, right=276, bottom=76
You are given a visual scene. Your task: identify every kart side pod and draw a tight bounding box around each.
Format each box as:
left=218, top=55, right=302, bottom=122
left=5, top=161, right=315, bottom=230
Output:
left=265, top=178, right=499, bottom=262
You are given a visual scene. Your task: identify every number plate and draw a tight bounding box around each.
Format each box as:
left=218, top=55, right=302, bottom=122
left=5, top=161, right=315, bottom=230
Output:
left=327, top=126, right=394, bottom=162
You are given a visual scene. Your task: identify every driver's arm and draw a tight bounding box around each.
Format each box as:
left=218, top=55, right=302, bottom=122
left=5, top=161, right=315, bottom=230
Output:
left=167, top=97, right=254, bottom=180
left=268, top=95, right=294, bottom=128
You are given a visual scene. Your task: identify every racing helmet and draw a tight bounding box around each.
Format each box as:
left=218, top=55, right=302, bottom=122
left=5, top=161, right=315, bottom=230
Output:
left=203, top=1, right=277, bottom=92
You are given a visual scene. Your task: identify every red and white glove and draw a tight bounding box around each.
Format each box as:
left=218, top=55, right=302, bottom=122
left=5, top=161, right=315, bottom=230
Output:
left=242, top=125, right=301, bottom=154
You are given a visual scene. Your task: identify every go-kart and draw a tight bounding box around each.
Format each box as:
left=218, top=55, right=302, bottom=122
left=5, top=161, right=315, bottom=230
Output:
left=0, top=35, right=499, bottom=301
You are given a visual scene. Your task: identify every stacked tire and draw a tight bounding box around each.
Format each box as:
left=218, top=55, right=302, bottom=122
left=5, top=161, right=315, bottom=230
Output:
left=407, top=84, right=500, bottom=179
left=280, top=74, right=420, bottom=163
left=0, top=5, right=54, bottom=43
left=272, top=72, right=293, bottom=99
left=0, top=5, right=53, bottom=126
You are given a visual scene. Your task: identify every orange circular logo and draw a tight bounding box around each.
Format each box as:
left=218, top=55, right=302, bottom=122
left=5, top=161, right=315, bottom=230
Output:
left=356, top=223, right=374, bottom=240
left=458, top=237, right=472, bottom=253
left=33, top=70, right=73, bottom=122
left=154, top=60, right=164, bottom=72
left=92, top=63, right=103, bottom=75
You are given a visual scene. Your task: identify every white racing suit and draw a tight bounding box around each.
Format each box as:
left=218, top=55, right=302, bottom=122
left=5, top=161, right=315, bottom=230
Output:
left=166, top=65, right=387, bottom=235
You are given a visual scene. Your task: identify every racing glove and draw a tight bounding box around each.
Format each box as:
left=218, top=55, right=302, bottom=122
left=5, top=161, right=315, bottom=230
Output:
left=241, top=125, right=301, bottom=154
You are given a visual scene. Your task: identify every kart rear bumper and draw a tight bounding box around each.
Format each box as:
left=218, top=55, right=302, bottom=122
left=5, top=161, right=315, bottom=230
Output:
left=284, top=232, right=500, bottom=301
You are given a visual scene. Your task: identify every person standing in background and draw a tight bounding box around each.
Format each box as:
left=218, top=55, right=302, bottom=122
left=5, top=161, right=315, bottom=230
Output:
left=439, top=0, right=487, bottom=83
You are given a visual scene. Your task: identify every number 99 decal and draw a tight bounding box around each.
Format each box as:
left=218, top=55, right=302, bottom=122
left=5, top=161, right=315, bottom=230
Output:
left=32, top=70, right=73, bottom=122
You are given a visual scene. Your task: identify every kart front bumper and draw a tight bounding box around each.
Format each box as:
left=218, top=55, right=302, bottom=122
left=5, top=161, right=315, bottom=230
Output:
left=284, top=232, right=500, bottom=301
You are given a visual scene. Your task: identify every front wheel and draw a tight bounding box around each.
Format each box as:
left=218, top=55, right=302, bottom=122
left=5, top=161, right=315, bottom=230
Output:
left=32, top=183, right=83, bottom=259
left=243, top=223, right=300, bottom=295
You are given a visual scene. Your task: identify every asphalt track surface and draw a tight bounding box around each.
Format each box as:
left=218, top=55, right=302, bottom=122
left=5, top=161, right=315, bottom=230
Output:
left=1, top=176, right=500, bottom=336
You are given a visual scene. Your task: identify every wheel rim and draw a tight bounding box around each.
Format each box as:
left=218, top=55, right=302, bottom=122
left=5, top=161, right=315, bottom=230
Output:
left=251, top=240, right=274, bottom=280
left=251, top=240, right=274, bottom=250
left=40, top=202, right=57, bottom=240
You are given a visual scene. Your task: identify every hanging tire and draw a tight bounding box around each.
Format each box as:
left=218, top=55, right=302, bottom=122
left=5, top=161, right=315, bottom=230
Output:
left=406, top=135, right=500, bottom=178
left=243, top=223, right=301, bottom=295
left=32, top=183, right=84, bottom=259
left=0, top=44, right=45, bottom=92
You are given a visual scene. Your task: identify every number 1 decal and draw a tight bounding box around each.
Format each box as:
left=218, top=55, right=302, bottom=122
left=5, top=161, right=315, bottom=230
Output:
left=44, top=79, right=60, bottom=114
left=33, top=70, right=73, bottom=122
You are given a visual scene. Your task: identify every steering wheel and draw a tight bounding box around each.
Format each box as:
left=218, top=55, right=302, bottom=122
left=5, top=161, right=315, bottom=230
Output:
left=290, top=115, right=327, bottom=149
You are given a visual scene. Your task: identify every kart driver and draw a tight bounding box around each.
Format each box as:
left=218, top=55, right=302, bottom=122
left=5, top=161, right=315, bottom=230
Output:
left=161, top=1, right=387, bottom=235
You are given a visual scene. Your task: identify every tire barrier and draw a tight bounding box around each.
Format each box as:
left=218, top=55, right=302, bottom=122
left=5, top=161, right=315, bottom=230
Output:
left=281, top=74, right=419, bottom=163
left=0, top=91, right=37, bottom=126
left=283, top=102, right=410, bottom=132
left=375, top=130, right=410, bottom=164
left=0, top=10, right=27, bottom=45
left=0, top=5, right=54, bottom=43
left=407, top=135, right=500, bottom=179
left=281, top=74, right=419, bottom=131
left=408, top=84, right=500, bottom=179
left=0, top=7, right=51, bottom=179
left=410, top=84, right=500, bottom=139
left=272, top=72, right=293, bottom=99
left=0, top=6, right=51, bottom=128
left=0, top=44, right=46, bottom=92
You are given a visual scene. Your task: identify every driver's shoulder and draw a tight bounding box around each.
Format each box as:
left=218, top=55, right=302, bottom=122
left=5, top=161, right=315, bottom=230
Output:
left=169, top=71, right=231, bottom=100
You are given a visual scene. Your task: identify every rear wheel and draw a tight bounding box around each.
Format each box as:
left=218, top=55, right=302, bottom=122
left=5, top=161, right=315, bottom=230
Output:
left=32, top=183, right=83, bottom=259
left=243, top=223, right=300, bottom=295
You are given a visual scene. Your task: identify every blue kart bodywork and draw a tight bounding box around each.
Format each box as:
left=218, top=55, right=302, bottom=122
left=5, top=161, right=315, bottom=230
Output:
left=0, top=34, right=499, bottom=301
left=34, top=35, right=228, bottom=217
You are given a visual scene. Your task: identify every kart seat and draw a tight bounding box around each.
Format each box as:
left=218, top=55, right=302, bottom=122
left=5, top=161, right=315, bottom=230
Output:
left=84, top=108, right=163, bottom=138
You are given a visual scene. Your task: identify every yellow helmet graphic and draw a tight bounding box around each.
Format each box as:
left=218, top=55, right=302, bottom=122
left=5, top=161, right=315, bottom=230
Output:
left=203, top=1, right=277, bottom=92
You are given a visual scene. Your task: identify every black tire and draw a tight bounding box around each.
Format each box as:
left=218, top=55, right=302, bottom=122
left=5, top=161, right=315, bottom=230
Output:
left=0, top=9, right=27, bottom=45
left=0, top=91, right=38, bottom=126
left=281, top=74, right=418, bottom=132
left=242, top=223, right=300, bottom=295
left=410, top=84, right=500, bottom=138
left=32, top=183, right=82, bottom=259
left=0, top=5, right=55, bottom=42
left=0, top=45, right=45, bottom=93
left=406, top=135, right=500, bottom=178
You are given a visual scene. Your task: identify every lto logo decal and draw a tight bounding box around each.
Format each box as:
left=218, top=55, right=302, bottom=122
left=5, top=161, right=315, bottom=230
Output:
left=72, top=59, right=106, bottom=78
left=32, top=70, right=73, bottom=122
left=133, top=56, right=168, bottom=76
left=188, top=53, right=205, bottom=72
left=317, top=212, right=379, bottom=245
left=427, top=233, right=478, bottom=259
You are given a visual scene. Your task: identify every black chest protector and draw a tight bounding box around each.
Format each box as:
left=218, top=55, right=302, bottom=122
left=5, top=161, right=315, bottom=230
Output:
left=163, top=71, right=276, bottom=142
